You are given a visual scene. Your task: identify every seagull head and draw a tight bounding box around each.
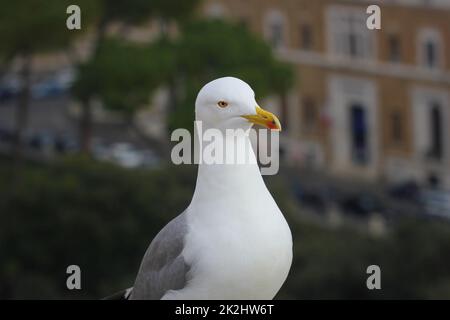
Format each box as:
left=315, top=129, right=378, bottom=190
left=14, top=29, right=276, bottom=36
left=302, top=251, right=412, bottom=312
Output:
left=195, top=77, right=281, bottom=132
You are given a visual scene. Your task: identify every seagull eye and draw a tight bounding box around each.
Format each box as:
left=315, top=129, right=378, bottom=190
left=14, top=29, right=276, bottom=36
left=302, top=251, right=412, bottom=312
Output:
left=217, top=101, right=229, bottom=108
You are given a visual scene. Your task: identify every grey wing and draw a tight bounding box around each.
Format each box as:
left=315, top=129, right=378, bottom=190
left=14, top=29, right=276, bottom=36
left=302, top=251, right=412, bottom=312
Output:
left=129, top=212, right=190, bottom=300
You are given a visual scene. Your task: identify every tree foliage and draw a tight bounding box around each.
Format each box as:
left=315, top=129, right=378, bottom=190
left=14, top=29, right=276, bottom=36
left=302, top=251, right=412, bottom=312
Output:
left=280, top=214, right=450, bottom=299
left=100, top=0, right=201, bottom=25
left=71, top=0, right=201, bottom=153
left=1, top=158, right=450, bottom=299
left=169, top=19, right=295, bottom=131
left=73, top=38, right=176, bottom=115
left=0, top=157, right=196, bottom=299
left=0, top=0, right=101, bottom=160
left=0, top=0, right=100, bottom=56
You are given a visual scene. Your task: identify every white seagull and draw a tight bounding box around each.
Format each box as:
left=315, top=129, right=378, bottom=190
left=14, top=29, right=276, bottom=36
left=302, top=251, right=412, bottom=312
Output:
left=112, top=77, right=292, bottom=300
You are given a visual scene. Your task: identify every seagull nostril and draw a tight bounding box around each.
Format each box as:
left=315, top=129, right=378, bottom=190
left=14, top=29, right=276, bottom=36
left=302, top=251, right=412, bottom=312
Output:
left=272, top=120, right=276, bottom=124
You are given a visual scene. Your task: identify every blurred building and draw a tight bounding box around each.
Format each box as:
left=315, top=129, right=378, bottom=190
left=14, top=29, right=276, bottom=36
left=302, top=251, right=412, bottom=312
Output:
left=203, top=0, right=450, bottom=189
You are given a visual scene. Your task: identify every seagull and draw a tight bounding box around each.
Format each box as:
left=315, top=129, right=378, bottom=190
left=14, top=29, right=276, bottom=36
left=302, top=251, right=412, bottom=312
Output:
left=109, top=77, right=292, bottom=300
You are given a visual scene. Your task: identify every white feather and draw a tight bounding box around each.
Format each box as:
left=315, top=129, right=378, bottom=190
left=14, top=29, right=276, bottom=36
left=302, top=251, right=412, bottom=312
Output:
left=163, top=77, right=292, bottom=300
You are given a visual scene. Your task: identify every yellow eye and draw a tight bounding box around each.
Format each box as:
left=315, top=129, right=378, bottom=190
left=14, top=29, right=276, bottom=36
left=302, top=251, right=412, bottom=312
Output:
left=217, top=101, right=228, bottom=108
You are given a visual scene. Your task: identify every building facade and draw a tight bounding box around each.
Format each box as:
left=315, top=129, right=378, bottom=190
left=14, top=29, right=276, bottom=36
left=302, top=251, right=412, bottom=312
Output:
left=203, top=0, right=450, bottom=188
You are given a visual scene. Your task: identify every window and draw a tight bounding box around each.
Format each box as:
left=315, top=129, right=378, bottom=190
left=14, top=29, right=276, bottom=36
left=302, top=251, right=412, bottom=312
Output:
left=327, top=6, right=375, bottom=60
left=269, top=23, right=283, bottom=48
left=428, top=103, right=443, bottom=160
left=265, top=10, right=286, bottom=49
left=390, top=110, right=403, bottom=144
left=387, top=35, right=401, bottom=62
left=425, top=40, right=437, bottom=68
left=418, top=28, right=442, bottom=70
left=302, top=97, right=317, bottom=133
left=349, top=104, right=369, bottom=165
left=300, top=24, right=313, bottom=50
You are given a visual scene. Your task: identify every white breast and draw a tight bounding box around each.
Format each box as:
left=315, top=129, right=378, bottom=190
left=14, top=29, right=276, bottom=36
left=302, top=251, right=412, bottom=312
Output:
left=164, top=190, right=293, bottom=300
left=162, top=135, right=293, bottom=300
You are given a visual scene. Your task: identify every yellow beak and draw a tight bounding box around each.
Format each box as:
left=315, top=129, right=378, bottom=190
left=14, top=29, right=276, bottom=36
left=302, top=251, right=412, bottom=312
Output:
left=241, top=106, right=282, bottom=131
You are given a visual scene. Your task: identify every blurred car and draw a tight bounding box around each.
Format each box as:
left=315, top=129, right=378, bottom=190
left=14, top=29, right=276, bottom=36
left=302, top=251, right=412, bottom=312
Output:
left=54, top=135, right=79, bottom=154
left=0, top=128, right=14, bottom=145
left=29, top=132, right=56, bottom=154
left=299, top=191, right=328, bottom=214
left=54, top=68, right=75, bottom=89
left=0, top=86, right=15, bottom=102
left=93, top=142, right=160, bottom=169
left=338, top=193, right=385, bottom=217
left=31, top=68, right=75, bottom=99
left=0, top=76, right=21, bottom=103
left=422, top=188, right=450, bottom=219
left=110, top=143, right=144, bottom=168
left=292, top=181, right=329, bottom=214
left=388, top=180, right=421, bottom=203
left=31, top=80, right=64, bottom=99
left=28, top=132, right=79, bottom=154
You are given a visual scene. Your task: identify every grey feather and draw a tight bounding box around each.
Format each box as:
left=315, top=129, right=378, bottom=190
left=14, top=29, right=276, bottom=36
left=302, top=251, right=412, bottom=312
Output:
left=129, top=212, right=190, bottom=300
left=102, top=287, right=132, bottom=300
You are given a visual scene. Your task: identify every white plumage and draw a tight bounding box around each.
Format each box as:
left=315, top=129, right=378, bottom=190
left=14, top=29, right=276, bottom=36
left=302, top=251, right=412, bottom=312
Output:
left=130, top=77, right=292, bottom=300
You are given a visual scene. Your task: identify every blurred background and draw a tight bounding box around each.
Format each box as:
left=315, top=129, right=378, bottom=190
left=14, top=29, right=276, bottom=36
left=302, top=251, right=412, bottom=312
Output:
left=1, top=0, right=450, bottom=299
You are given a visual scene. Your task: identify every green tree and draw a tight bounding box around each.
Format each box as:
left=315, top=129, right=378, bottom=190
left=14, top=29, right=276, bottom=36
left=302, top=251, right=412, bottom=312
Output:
left=73, top=37, right=176, bottom=152
left=0, top=157, right=196, bottom=299
left=3, top=156, right=450, bottom=299
left=73, top=3, right=293, bottom=153
left=0, top=0, right=99, bottom=162
left=168, top=19, right=295, bottom=131
left=74, top=39, right=175, bottom=116
left=73, top=0, right=201, bottom=154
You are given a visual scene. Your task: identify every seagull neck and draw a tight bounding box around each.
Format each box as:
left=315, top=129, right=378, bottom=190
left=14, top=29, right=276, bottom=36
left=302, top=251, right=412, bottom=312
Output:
left=190, top=132, right=266, bottom=207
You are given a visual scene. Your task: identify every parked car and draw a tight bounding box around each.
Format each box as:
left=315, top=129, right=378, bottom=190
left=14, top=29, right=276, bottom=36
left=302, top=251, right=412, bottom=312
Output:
left=54, top=135, right=79, bottom=154
left=0, top=128, right=14, bottom=145
left=292, top=181, right=329, bottom=214
left=110, top=143, right=144, bottom=169
left=93, top=142, right=160, bottom=169
left=0, top=86, right=15, bottom=102
left=28, top=132, right=55, bottom=152
left=388, top=180, right=421, bottom=203
left=0, top=76, right=20, bottom=103
left=338, top=193, right=385, bottom=217
left=31, top=68, right=75, bottom=99
left=422, top=189, right=450, bottom=219
left=28, top=132, right=79, bottom=154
